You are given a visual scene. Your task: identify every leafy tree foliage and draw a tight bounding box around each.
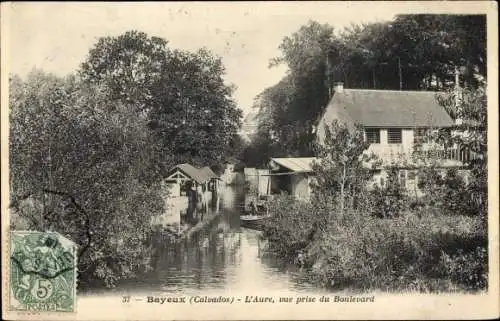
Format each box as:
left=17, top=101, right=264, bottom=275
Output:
left=9, top=31, right=242, bottom=287
left=79, top=30, right=169, bottom=107
left=311, top=121, right=376, bottom=217
left=244, top=15, right=486, bottom=165
left=256, top=15, right=487, bottom=290
left=80, top=31, right=242, bottom=167
left=424, top=85, right=488, bottom=218
left=10, top=70, right=167, bottom=287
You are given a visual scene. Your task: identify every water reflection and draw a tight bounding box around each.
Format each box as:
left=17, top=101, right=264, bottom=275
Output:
left=149, top=216, right=241, bottom=292
left=111, top=184, right=317, bottom=295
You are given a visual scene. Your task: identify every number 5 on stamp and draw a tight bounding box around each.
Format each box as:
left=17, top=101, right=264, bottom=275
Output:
left=9, top=231, right=78, bottom=312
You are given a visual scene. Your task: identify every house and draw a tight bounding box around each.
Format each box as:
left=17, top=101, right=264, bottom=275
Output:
left=315, top=82, right=471, bottom=192
left=268, top=157, right=318, bottom=201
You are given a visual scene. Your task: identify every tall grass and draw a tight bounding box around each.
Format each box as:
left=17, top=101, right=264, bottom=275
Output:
left=262, top=195, right=487, bottom=293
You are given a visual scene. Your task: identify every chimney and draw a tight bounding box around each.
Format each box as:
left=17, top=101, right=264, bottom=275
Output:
left=333, top=82, right=344, bottom=93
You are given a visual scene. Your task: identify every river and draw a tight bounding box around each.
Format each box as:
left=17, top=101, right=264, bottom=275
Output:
left=87, top=185, right=320, bottom=296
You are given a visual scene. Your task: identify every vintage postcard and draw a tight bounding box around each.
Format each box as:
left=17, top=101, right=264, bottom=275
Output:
left=1, top=1, right=499, bottom=320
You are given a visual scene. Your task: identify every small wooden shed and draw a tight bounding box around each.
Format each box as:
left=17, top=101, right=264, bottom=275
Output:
left=164, top=163, right=221, bottom=198
left=268, top=157, right=318, bottom=201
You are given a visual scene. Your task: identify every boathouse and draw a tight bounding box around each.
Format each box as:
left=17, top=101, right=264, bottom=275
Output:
left=165, top=164, right=220, bottom=198
left=200, top=166, right=221, bottom=196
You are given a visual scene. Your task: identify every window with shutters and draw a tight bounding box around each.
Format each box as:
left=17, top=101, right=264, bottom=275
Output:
left=387, top=128, right=402, bottom=144
left=365, top=128, right=380, bottom=144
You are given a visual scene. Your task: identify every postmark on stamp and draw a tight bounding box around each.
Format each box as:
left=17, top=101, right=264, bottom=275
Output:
left=9, top=231, right=77, bottom=312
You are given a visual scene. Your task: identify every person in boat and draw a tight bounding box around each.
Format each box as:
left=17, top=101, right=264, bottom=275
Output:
left=246, top=193, right=258, bottom=215
left=249, top=199, right=258, bottom=215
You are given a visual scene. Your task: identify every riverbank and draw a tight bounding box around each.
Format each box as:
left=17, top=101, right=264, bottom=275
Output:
left=261, top=195, right=487, bottom=293
left=80, top=211, right=319, bottom=296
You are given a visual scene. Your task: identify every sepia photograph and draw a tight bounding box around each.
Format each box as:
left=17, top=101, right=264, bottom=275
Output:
left=1, top=1, right=498, bottom=320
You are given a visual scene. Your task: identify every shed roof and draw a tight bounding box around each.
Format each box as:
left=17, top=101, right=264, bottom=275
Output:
left=322, top=89, right=454, bottom=128
left=171, top=164, right=213, bottom=184
left=200, top=166, right=220, bottom=181
left=270, top=157, right=319, bottom=173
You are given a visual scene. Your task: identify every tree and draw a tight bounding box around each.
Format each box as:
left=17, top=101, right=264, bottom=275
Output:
left=385, top=15, right=486, bottom=90
left=241, top=77, right=303, bottom=166
left=245, top=15, right=486, bottom=167
left=311, top=121, right=376, bottom=219
left=153, top=48, right=242, bottom=166
left=80, top=31, right=242, bottom=167
left=9, top=70, right=167, bottom=287
left=79, top=30, right=169, bottom=109
left=10, top=31, right=244, bottom=286
left=431, top=85, right=487, bottom=218
left=269, top=21, right=337, bottom=154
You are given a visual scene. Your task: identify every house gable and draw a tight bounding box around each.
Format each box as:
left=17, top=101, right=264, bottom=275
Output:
left=166, top=163, right=218, bottom=184
left=314, top=88, right=471, bottom=169
left=316, top=89, right=454, bottom=144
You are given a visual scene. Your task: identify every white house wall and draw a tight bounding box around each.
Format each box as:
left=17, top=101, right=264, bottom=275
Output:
left=291, top=174, right=311, bottom=201
left=380, top=129, right=388, bottom=145
left=257, top=169, right=271, bottom=196
left=402, top=129, right=414, bottom=148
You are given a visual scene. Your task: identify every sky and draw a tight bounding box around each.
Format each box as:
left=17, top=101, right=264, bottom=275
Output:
left=6, top=2, right=463, bottom=116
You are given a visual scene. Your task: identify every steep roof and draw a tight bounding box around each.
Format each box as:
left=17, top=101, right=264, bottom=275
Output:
left=171, top=164, right=209, bottom=184
left=321, top=89, right=454, bottom=128
left=270, top=157, right=319, bottom=173
left=200, top=166, right=220, bottom=181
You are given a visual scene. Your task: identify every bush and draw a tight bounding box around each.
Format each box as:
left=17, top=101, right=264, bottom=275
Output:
left=365, top=187, right=407, bottom=219
left=306, top=209, right=487, bottom=292
left=355, top=169, right=408, bottom=219
left=418, top=168, right=478, bottom=216
left=440, top=246, right=487, bottom=290
left=262, top=195, right=322, bottom=261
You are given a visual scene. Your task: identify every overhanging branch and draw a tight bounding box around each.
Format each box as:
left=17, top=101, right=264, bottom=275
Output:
left=10, top=189, right=92, bottom=259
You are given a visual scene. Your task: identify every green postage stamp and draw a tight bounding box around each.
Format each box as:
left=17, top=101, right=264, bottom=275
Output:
left=9, top=231, right=77, bottom=312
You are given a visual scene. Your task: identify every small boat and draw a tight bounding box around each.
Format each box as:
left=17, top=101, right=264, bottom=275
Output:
left=240, top=214, right=269, bottom=230
left=244, top=194, right=272, bottom=214
left=241, top=194, right=273, bottom=230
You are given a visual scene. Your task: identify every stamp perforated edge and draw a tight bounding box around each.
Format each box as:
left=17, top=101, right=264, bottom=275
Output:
left=4, top=230, right=78, bottom=319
